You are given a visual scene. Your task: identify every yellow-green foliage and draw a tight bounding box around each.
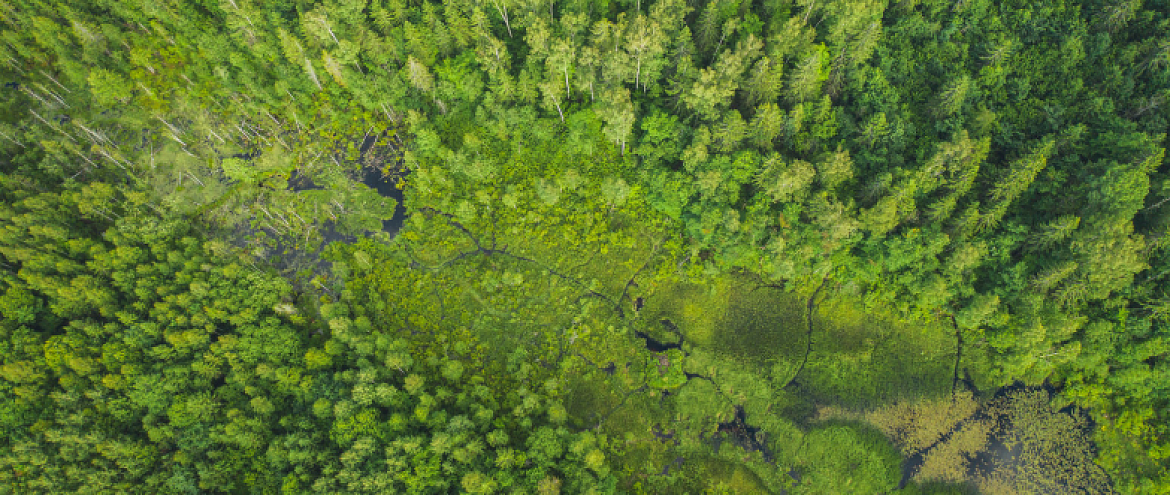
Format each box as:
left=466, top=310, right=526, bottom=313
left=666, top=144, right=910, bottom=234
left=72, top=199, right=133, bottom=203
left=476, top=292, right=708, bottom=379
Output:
left=646, top=349, right=688, bottom=390
left=899, top=480, right=981, bottom=495
left=801, top=294, right=956, bottom=408
left=741, top=397, right=806, bottom=463
left=792, top=422, right=902, bottom=494
left=861, top=390, right=983, bottom=458
left=819, top=387, right=1110, bottom=494
left=978, top=388, right=1111, bottom=494
left=564, top=367, right=632, bottom=431
left=675, top=457, right=775, bottom=494
left=673, top=377, right=737, bottom=434
left=645, top=273, right=956, bottom=408
left=641, top=274, right=806, bottom=366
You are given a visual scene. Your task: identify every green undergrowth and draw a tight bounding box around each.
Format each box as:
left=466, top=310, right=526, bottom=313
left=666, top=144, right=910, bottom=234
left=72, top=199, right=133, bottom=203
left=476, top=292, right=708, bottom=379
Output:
left=670, top=457, right=773, bottom=494
left=792, top=421, right=903, bottom=493
left=640, top=274, right=807, bottom=367
left=562, top=366, right=771, bottom=493
left=897, top=481, right=981, bottom=495
left=801, top=295, right=957, bottom=409
left=359, top=212, right=962, bottom=492
left=619, top=273, right=965, bottom=490
left=641, top=273, right=958, bottom=409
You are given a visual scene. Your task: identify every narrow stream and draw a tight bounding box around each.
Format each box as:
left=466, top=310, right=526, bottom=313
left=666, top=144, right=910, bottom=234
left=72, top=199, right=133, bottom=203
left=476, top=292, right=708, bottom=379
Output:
left=631, top=317, right=790, bottom=486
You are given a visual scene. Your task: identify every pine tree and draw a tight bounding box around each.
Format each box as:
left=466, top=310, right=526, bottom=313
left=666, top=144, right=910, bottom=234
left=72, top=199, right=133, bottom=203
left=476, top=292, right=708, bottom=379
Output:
left=742, top=56, right=783, bottom=108
left=786, top=47, right=826, bottom=104
left=406, top=56, right=435, bottom=94
left=932, top=75, right=971, bottom=118
left=817, top=145, right=853, bottom=189
left=1030, top=215, right=1080, bottom=251
left=755, top=154, right=815, bottom=202
left=749, top=102, right=785, bottom=150
left=987, top=138, right=1054, bottom=207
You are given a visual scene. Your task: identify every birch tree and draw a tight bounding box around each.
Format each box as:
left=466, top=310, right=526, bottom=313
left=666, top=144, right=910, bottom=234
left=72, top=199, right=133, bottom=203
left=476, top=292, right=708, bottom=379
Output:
left=623, top=15, right=667, bottom=91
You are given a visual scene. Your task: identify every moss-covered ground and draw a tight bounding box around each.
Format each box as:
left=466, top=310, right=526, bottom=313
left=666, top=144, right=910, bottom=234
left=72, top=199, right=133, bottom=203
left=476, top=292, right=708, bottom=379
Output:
left=560, top=272, right=966, bottom=493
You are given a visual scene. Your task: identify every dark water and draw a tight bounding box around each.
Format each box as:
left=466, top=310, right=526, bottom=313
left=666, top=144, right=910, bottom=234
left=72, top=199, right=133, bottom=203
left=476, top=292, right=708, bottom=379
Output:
left=236, top=134, right=407, bottom=281
left=633, top=318, right=687, bottom=352
left=358, top=134, right=407, bottom=238
left=360, top=162, right=407, bottom=238
left=635, top=330, right=682, bottom=352
left=285, top=134, right=407, bottom=240
left=287, top=169, right=323, bottom=190
left=896, top=381, right=1106, bottom=492
left=715, top=405, right=774, bottom=462
left=632, top=316, right=1106, bottom=493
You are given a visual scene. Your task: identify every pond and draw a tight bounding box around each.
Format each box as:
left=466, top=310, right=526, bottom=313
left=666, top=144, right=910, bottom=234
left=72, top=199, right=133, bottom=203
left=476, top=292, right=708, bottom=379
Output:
left=285, top=133, right=407, bottom=241
left=360, top=159, right=407, bottom=238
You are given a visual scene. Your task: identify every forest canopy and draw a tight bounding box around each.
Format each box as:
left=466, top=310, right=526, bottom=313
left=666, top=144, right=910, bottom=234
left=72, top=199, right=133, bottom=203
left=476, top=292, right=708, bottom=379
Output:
left=0, top=0, right=1168, bottom=493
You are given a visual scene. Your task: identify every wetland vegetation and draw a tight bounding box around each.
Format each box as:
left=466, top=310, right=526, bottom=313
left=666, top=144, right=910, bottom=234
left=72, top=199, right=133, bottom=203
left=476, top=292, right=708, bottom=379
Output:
left=1, top=0, right=1167, bottom=492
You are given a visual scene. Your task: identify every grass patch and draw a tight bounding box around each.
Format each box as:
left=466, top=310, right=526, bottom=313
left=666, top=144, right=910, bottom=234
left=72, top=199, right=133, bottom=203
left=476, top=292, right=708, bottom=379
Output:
left=618, top=273, right=970, bottom=493
left=642, top=274, right=805, bottom=368
left=644, top=273, right=957, bottom=409
left=564, top=367, right=629, bottom=430
left=792, top=421, right=903, bottom=494
left=800, top=295, right=955, bottom=409
left=672, top=456, right=776, bottom=494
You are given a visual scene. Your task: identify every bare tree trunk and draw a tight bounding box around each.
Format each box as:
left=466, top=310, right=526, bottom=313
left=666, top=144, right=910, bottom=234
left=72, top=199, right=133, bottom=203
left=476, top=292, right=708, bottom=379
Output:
left=493, top=1, right=513, bottom=37
left=39, top=70, right=71, bottom=93
left=0, top=129, right=25, bottom=147
left=21, top=87, right=51, bottom=107
left=29, top=110, right=76, bottom=143
left=35, top=83, right=68, bottom=107
left=635, top=58, right=641, bottom=89
left=319, top=17, right=339, bottom=45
